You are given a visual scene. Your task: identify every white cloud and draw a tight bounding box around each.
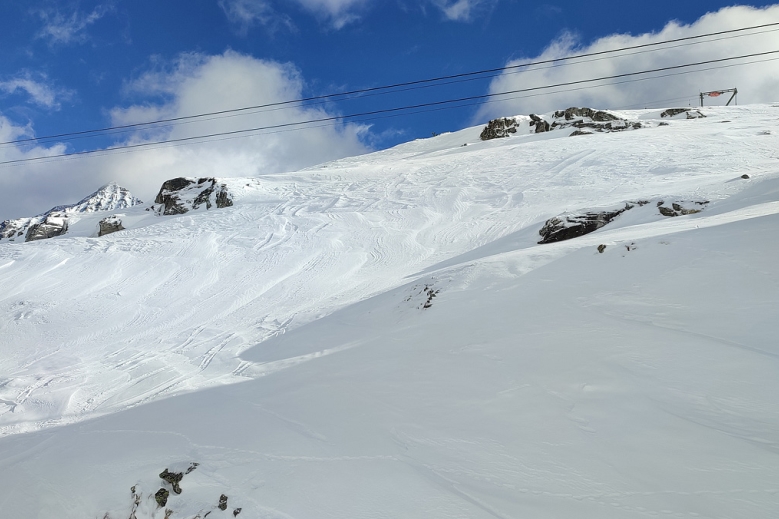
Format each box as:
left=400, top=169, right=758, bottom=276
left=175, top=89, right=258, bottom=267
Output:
left=0, top=73, right=70, bottom=109
left=428, top=0, right=498, bottom=22
left=475, top=5, right=779, bottom=122
left=293, top=0, right=368, bottom=28
left=218, top=0, right=292, bottom=34
left=219, top=0, right=368, bottom=31
left=34, top=4, right=111, bottom=45
left=0, top=51, right=371, bottom=221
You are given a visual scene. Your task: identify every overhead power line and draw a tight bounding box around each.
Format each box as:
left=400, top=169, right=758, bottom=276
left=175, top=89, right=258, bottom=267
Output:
left=2, top=48, right=777, bottom=168
left=2, top=20, right=778, bottom=148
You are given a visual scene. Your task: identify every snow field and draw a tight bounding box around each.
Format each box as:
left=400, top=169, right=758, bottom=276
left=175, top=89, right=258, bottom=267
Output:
left=0, top=105, right=778, bottom=517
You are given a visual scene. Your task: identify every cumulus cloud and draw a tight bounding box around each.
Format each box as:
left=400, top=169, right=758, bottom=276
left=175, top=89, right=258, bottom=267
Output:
left=34, top=4, right=112, bottom=45
left=0, top=51, right=371, bottom=221
left=0, top=73, right=70, bottom=109
left=474, top=5, right=779, bottom=122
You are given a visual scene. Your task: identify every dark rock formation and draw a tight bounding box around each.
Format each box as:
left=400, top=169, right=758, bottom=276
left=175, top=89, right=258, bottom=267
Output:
left=480, top=117, right=519, bottom=140
left=741, top=174, right=750, bottom=179
left=661, top=108, right=706, bottom=119
left=570, top=130, right=593, bottom=137
left=234, top=508, right=242, bottom=517
left=219, top=494, right=229, bottom=511
left=538, top=207, right=629, bottom=244
left=160, top=469, right=184, bottom=494
left=98, top=215, right=124, bottom=237
left=480, top=107, right=641, bottom=141
left=656, top=200, right=708, bottom=217
left=554, top=107, right=618, bottom=122
left=25, top=215, right=68, bottom=242
left=598, top=244, right=607, bottom=253
left=528, top=113, right=551, bottom=133
left=538, top=200, right=648, bottom=244
left=153, top=177, right=234, bottom=216
left=155, top=488, right=170, bottom=507
left=0, top=218, right=34, bottom=241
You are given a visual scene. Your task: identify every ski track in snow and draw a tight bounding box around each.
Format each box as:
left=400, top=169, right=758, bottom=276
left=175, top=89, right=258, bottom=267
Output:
left=0, top=106, right=778, bottom=439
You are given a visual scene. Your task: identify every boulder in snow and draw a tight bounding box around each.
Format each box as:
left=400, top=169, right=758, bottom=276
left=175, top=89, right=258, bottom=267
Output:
left=98, top=215, right=125, bottom=237
left=152, top=177, right=234, bottom=216
left=25, top=214, right=68, bottom=242
left=538, top=200, right=649, bottom=244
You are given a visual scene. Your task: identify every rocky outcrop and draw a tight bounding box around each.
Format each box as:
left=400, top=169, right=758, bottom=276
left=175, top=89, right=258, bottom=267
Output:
left=480, top=107, right=642, bottom=141
left=98, top=215, right=124, bottom=237
left=480, top=117, right=520, bottom=140
left=155, top=488, right=170, bottom=507
left=25, top=215, right=68, bottom=242
left=152, top=177, right=234, bottom=216
left=553, top=107, right=619, bottom=122
left=538, top=201, right=649, bottom=244
left=657, top=200, right=708, bottom=217
left=0, top=217, right=35, bottom=241
left=661, top=108, right=706, bottom=119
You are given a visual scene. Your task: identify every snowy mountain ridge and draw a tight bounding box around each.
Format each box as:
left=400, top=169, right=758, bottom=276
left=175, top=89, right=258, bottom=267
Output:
left=0, top=105, right=778, bottom=519
left=46, top=181, right=143, bottom=216
left=0, top=181, right=143, bottom=242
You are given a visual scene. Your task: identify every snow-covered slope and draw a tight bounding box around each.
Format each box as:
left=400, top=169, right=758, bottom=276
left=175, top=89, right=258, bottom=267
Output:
left=1, top=105, right=778, bottom=518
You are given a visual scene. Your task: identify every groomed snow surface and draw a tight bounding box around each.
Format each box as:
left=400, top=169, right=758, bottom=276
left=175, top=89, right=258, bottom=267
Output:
left=1, top=105, right=778, bottom=518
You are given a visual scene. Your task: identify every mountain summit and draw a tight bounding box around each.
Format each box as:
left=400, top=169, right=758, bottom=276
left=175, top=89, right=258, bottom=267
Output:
left=46, top=182, right=143, bottom=215
left=0, top=182, right=143, bottom=242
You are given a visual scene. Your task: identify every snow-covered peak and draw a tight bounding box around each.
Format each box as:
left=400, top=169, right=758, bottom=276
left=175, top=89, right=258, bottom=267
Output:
left=45, top=182, right=143, bottom=215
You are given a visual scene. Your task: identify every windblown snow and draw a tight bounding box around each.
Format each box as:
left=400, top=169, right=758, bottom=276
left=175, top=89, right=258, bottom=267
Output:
left=1, top=106, right=778, bottom=518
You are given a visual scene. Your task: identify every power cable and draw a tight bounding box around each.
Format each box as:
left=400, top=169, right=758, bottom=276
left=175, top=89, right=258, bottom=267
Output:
left=8, top=25, right=778, bottom=150
left=2, top=21, right=778, bottom=148
left=2, top=48, right=777, bottom=167
left=5, top=53, right=778, bottom=169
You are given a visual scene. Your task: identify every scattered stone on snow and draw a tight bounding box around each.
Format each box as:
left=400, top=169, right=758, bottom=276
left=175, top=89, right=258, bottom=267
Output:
left=152, top=177, right=233, bottom=216
left=741, top=174, right=750, bottom=179
left=218, top=494, right=229, bottom=511
left=660, top=108, right=706, bottom=119
left=598, top=244, right=607, bottom=253
left=656, top=200, right=709, bottom=217
left=233, top=508, right=242, bottom=517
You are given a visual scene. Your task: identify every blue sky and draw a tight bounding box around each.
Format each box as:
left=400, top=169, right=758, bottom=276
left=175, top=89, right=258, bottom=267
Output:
left=1, top=1, right=778, bottom=219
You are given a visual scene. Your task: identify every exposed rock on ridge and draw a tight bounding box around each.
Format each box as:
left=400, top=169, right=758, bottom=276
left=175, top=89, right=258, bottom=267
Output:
left=480, top=107, right=641, bottom=141
left=25, top=215, right=69, bottom=242
left=538, top=201, right=650, bottom=244
left=151, top=177, right=233, bottom=216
